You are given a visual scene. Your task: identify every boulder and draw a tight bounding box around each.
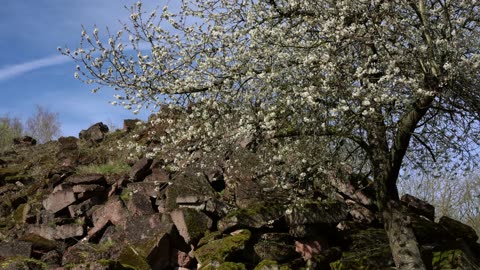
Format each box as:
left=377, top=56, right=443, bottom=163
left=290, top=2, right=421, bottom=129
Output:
left=129, top=158, right=153, bottom=182
left=195, top=229, right=251, bottom=268
left=19, top=233, right=58, bottom=251
left=73, top=184, right=106, bottom=201
left=68, top=196, right=103, bottom=217
left=330, top=228, right=394, bottom=269
left=127, top=182, right=162, bottom=198
left=345, top=199, right=375, bottom=224
left=164, top=170, right=216, bottom=211
left=0, top=240, right=32, bottom=258
left=58, top=136, right=78, bottom=149
left=285, top=200, right=348, bottom=237
left=79, top=122, right=109, bottom=143
left=65, top=173, right=107, bottom=185
left=88, top=196, right=128, bottom=239
left=27, top=223, right=84, bottom=240
left=234, top=176, right=264, bottom=209
left=172, top=248, right=194, bottom=268
left=13, top=136, right=36, bottom=146
left=410, top=214, right=451, bottom=246
left=218, top=203, right=285, bottom=233
left=431, top=249, right=480, bottom=270
left=62, top=242, right=120, bottom=266
left=171, top=208, right=212, bottom=245
left=254, top=233, right=297, bottom=262
left=401, top=194, right=435, bottom=221
left=126, top=189, right=156, bottom=216
left=123, top=119, right=142, bottom=132
left=122, top=214, right=179, bottom=270
left=439, top=216, right=479, bottom=244
left=145, top=167, right=170, bottom=183
left=43, top=189, right=77, bottom=213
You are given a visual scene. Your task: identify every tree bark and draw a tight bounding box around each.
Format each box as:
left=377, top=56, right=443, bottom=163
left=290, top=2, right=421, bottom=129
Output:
left=368, top=118, right=427, bottom=269
left=383, top=201, right=426, bottom=270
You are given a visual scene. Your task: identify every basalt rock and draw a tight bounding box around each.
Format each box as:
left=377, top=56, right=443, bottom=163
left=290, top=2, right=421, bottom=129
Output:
left=13, top=136, right=37, bottom=146
left=79, top=122, right=109, bottom=143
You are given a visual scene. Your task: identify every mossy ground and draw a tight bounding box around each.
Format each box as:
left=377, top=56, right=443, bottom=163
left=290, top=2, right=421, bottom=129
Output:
left=76, top=161, right=131, bottom=175
left=0, top=256, right=48, bottom=270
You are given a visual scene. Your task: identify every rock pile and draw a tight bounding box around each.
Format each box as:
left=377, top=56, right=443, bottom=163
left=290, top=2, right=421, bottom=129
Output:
left=0, top=122, right=479, bottom=269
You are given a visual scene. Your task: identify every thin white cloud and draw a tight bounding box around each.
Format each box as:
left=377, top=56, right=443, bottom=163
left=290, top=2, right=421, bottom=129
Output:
left=0, top=40, right=158, bottom=82
left=0, top=55, right=70, bottom=81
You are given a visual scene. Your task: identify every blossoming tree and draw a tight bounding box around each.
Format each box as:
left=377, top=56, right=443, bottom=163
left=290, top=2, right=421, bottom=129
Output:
left=62, top=0, right=480, bottom=268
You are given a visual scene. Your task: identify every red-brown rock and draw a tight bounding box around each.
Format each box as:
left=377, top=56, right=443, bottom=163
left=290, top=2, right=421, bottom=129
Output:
left=401, top=194, right=435, bottom=221
left=27, top=223, right=84, bottom=240
left=170, top=208, right=212, bottom=245
left=0, top=240, right=32, bottom=258
left=129, top=158, right=153, bottom=182
left=88, top=196, right=127, bottom=239
left=126, top=190, right=156, bottom=216
left=79, top=122, right=109, bottom=143
left=66, top=173, right=106, bottom=185
left=43, top=190, right=76, bottom=213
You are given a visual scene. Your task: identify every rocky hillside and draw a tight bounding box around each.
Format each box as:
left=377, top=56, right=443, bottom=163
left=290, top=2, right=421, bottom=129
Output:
left=0, top=119, right=479, bottom=270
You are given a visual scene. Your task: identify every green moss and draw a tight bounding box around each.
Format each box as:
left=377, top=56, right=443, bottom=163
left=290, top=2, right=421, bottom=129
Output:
left=19, top=233, right=57, bottom=250
left=0, top=166, right=26, bottom=183
left=13, top=203, right=29, bottom=224
left=254, top=260, right=292, bottom=270
left=120, top=188, right=133, bottom=202
left=329, top=247, right=392, bottom=270
left=431, top=249, right=470, bottom=269
left=77, top=161, right=131, bottom=175
left=218, top=262, right=247, bottom=270
left=117, top=246, right=151, bottom=270
left=201, top=262, right=247, bottom=270
left=198, top=230, right=223, bottom=247
left=221, top=203, right=285, bottom=230
left=182, top=208, right=211, bottom=242
left=225, top=205, right=264, bottom=219
left=96, top=259, right=136, bottom=269
left=0, top=256, right=48, bottom=270
left=195, top=229, right=251, bottom=268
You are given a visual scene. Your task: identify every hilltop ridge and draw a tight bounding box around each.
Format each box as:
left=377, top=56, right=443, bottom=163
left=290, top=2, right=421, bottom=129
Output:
left=0, top=116, right=479, bottom=269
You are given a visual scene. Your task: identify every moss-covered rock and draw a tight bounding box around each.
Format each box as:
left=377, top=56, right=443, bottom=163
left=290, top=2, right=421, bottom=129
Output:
left=431, top=249, right=480, bottom=270
left=13, top=202, right=30, bottom=224
left=330, top=228, right=394, bottom=269
left=195, top=229, right=251, bottom=269
left=198, top=230, right=223, bottom=247
left=0, top=256, right=48, bottom=270
left=171, top=208, right=212, bottom=245
left=253, top=233, right=297, bottom=262
left=329, top=246, right=393, bottom=270
left=410, top=214, right=451, bottom=246
left=285, top=199, right=348, bottom=227
left=218, top=204, right=285, bottom=232
left=254, top=260, right=292, bottom=270
left=117, top=246, right=151, bottom=270
left=201, top=262, right=248, bottom=270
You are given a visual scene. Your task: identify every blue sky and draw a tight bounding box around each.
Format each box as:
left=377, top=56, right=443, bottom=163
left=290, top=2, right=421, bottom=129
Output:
left=0, top=1, right=173, bottom=137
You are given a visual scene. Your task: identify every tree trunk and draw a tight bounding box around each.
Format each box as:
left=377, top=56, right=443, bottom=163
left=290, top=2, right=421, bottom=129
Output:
left=382, top=201, right=426, bottom=270
left=369, top=139, right=427, bottom=269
